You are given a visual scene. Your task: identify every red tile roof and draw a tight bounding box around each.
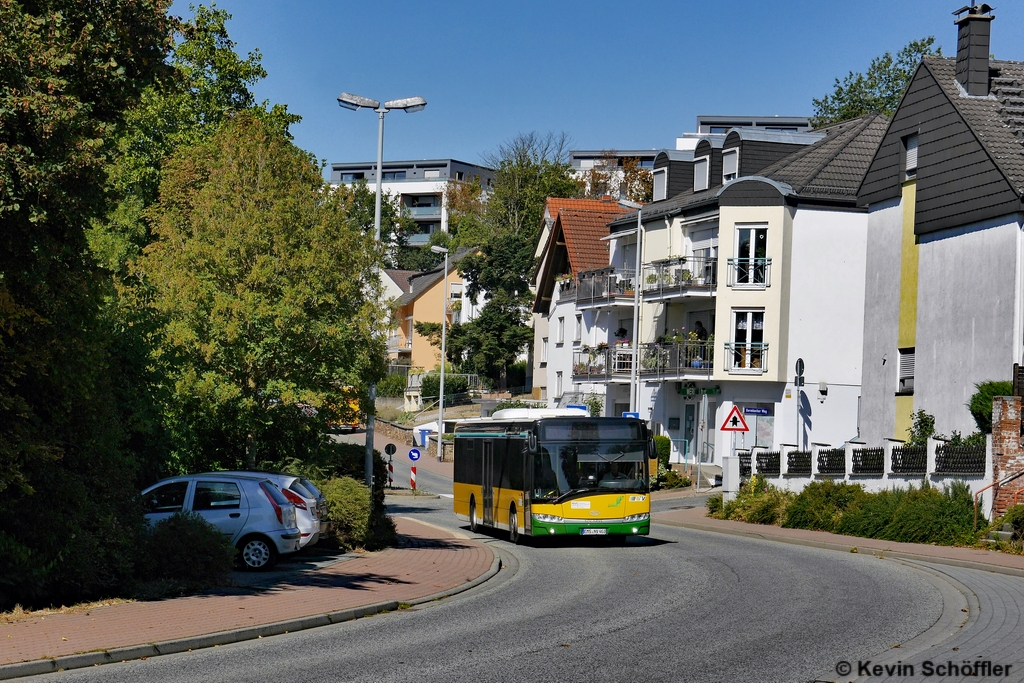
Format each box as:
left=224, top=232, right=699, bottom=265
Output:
left=557, top=207, right=627, bottom=273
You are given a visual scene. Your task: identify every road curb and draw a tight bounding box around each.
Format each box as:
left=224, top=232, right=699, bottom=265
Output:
left=654, top=517, right=1024, bottom=579
left=0, top=556, right=502, bottom=681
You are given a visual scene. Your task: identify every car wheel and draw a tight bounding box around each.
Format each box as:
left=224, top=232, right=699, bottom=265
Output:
left=508, top=505, right=520, bottom=545
left=469, top=497, right=478, bottom=533
left=237, top=535, right=278, bottom=571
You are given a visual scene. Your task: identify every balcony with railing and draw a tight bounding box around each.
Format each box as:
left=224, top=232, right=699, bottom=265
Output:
left=575, top=268, right=636, bottom=309
left=641, top=256, right=717, bottom=301
left=723, top=342, right=769, bottom=374
left=726, top=257, right=772, bottom=288
left=571, top=346, right=636, bottom=382
left=637, top=341, right=714, bottom=379
left=405, top=205, right=442, bottom=219
left=388, top=333, right=412, bottom=353
left=556, top=277, right=578, bottom=303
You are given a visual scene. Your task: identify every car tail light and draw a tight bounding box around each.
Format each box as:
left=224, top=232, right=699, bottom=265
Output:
left=260, top=482, right=284, bottom=524
left=281, top=488, right=308, bottom=511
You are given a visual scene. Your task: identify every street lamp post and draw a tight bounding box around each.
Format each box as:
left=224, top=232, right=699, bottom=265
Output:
left=618, top=198, right=643, bottom=415
left=430, top=245, right=449, bottom=461
left=338, top=92, right=426, bottom=487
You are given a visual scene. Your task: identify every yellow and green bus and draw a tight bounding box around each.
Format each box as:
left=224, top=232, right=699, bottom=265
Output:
left=453, top=408, right=654, bottom=542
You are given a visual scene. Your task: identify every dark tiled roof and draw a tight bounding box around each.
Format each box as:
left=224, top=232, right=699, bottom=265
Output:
left=397, top=247, right=476, bottom=306
left=923, top=57, right=1024, bottom=195
left=609, top=113, right=888, bottom=229
left=755, top=113, right=889, bottom=199
left=384, top=269, right=417, bottom=294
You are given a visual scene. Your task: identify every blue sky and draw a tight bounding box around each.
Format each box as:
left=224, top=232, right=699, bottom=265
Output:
left=170, top=1, right=1024, bottom=174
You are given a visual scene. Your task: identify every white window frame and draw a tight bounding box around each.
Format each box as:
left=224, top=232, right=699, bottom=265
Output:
left=898, top=347, right=915, bottom=394
left=574, top=314, right=582, bottom=343
left=904, top=134, right=919, bottom=180
left=730, top=223, right=769, bottom=289
left=541, top=337, right=548, bottom=364
left=556, top=317, right=565, bottom=345
left=728, top=308, right=767, bottom=374
left=555, top=371, right=563, bottom=398
left=722, top=149, right=739, bottom=183
left=693, top=156, right=710, bottom=192
left=652, top=168, right=668, bottom=201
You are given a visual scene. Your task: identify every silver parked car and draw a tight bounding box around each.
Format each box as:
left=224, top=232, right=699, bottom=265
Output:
left=213, top=471, right=327, bottom=548
left=141, top=474, right=301, bottom=570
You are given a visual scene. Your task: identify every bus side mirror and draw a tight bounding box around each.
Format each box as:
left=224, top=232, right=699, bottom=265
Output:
left=528, top=433, right=538, bottom=453
left=648, top=437, right=656, bottom=459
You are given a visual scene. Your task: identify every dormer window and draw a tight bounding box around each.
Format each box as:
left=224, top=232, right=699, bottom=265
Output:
left=903, top=134, right=918, bottom=180
left=722, top=150, right=738, bottom=183
left=693, top=156, right=709, bottom=192
left=652, top=169, right=667, bottom=201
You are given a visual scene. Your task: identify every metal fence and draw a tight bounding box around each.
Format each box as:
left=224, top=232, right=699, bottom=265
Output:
left=891, top=445, right=926, bottom=474
left=756, top=450, right=781, bottom=476
left=852, top=447, right=884, bottom=475
left=739, top=451, right=752, bottom=477
left=817, top=448, right=846, bottom=475
left=788, top=450, right=812, bottom=475
left=935, top=444, right=986, bottom=475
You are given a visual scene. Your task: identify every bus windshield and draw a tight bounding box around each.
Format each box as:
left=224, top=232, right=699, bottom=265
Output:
left=533, top=439, right=648, bottom=501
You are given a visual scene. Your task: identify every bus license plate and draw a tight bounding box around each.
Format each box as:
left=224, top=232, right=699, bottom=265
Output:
left=581, top=528, right=607, bottom=536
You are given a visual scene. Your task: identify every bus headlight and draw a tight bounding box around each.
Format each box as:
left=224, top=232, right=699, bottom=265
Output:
left=623, top=513, right=649, bottom=522
left=533, top=513, right=563, bottom=523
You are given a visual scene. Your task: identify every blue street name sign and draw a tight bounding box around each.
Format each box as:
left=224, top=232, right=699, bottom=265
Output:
left=743, top=407, right=771, bottom=416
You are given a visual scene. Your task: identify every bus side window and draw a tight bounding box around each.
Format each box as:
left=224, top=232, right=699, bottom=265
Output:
left=508, top=439, right=524, bottom=491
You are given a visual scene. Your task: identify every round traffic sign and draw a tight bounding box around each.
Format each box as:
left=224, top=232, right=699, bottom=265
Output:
left=384, top=443, right=397, bottom=456
left=408, top=448, right=421, bottom=462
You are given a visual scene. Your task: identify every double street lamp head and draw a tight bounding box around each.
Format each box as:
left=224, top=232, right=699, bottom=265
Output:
left=337, top=92, right=427, bottom=113
left=429, top=245, right=449, bottom=255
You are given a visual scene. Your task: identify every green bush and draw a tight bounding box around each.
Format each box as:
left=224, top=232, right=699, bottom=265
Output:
left=877, top=481, right=978, bottom=545
left=837, top=487, right=908, bottom=538
left=492, top=399, right=532, bottom=413
left=377, top=372, right=407, bottom=398
left=663, top=470, right=691, bottom=489
left=783, top=480, right=868, bottom=533
left=969, top=381, right=1013, bottom=434
left=998, top=504, right=1024, bottom=540
left=706, top=493, right=723, bottom=516
left=136, top=512, right=236, bottom=591
left=717, top=475, right=794, bottom=525
left=321, top=477, right=372, bottom=550
left=420, top=373, right=469, bottom=400
left=653, top=435, right=671, bottom=469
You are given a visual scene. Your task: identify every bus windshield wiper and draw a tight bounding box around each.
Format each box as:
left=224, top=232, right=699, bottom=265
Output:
left=553, top=488, right=592, bottom=504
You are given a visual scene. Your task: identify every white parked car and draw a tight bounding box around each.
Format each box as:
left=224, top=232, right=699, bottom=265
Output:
left=213, top=471, right=326, bottom=549
left=141, top=474, right=301, bottom=570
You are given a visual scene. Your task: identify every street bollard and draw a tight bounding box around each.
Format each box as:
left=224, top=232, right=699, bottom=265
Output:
left=387, top=457, right=393, bottom=489
left=411, top=466, right=417, bottom=491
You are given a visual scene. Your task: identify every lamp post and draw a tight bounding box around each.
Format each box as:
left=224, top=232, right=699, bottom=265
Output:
left=430, top=245, right=449, bottom=461
left=618, top=198, right=643, bottom=415
left=338, top=92, right=426, bottom=487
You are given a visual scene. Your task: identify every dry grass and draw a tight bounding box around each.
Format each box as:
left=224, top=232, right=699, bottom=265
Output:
left=0, top=598, right=134, bottom=624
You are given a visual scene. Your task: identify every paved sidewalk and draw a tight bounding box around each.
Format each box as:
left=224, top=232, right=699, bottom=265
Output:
left=0, top=518, right=493, bottom=673
left=655, top=505, right=1024, bottom=574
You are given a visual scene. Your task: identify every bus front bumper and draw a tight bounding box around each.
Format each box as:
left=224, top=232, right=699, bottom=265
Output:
left=531, top=516, right=650, bottom=536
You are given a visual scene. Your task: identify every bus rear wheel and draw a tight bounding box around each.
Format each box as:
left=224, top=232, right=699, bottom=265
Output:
left=469, top=497, right=478, bottom=533
left=508, top=505, right=520, bottom=545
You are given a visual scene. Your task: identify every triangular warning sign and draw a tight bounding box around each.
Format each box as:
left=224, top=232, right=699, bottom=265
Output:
left=719, top=405, right=750, bottom=432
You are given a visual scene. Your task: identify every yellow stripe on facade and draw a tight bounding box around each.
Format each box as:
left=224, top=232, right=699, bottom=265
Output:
left=895, top=180, right=918, bottom=440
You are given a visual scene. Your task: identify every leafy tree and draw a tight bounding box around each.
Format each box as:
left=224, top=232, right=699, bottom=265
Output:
left=443, top=177, right=490, bottom=249
left=811, top=38, right=941, bottom=126
left=0, top=0, right=172, bottom=607
left=968, top=381, right=1014, bottom=434
left=341, top=179, right=423, bottom=269
left=906, top=409, right=938, bottom=447
left=439, top=133, right=581, bottom=386
left=620, top=156, right=653, bottom=203
left=139, top=113, right=386, bottom=471
left=577, top=152, right=652, bottom=203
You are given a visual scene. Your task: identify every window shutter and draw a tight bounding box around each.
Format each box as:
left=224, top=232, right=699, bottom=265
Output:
left=905, top=135, right=919, bottom=172
left=693, top=158, right=709, bottom=192
left=722, top=150, right=738, bottom=180
left=898, top=350, right=915, bottom=379
left=653, top=170, right=667, bottom=201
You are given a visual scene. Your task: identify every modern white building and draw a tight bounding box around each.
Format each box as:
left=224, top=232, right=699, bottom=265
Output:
left=564, top=115, right=887, bottom=468
left=330, top=159, right=495, bottom=246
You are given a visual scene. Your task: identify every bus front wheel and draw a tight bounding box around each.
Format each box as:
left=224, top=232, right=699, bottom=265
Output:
left=469, top=497, right=478, bottom=533
left=508, top=504, right=520, bottom=544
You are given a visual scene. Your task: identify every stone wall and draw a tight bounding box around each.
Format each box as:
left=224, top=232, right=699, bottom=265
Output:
left=373, top=419, right=416, bottom=446
left=991, top=396, right=1024, bottom=516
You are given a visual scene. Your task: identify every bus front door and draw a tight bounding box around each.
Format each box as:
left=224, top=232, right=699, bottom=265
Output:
left=482, top=441, right=494, bottom=527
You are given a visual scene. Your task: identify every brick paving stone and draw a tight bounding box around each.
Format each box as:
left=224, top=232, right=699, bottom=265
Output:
left=0, top=518, right=491, bottom=666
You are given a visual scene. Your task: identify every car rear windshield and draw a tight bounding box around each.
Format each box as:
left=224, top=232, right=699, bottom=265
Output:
left=299, top=478, right=321, bottom=498
left=259, top=481, right=290, bottom=505
left=288, top=481, right=314, bottom=499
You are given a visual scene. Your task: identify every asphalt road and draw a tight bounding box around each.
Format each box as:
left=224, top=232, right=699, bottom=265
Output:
left=34, top=492, right=1004, bottom=683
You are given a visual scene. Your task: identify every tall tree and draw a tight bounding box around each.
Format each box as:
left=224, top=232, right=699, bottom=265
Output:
left=456, top=132, right=581, bottom=386
left=811, top=37, right=941, bottom=127
left=140, top=113, right=386, bottom=472
left=0, top=0, right=172, bottom=606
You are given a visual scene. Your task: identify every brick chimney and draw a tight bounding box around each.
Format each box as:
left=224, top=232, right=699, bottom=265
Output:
left=953, top=4, right=994, bottom=96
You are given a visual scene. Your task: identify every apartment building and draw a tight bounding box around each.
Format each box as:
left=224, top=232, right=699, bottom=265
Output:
left=330, top=159, right=495, bottom=245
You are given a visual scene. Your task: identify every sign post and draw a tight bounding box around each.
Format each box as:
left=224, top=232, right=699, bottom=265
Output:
left=794, top=358, right=805, bottom=449
left=720, top=405, right=750, bottom=501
